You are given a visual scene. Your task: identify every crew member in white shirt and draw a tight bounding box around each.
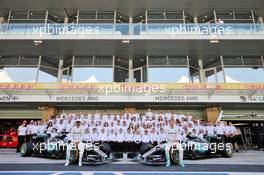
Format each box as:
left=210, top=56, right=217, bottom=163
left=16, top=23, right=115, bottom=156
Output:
left=216, top=122, right=224, bottom=139
left=117, top=128, right=125, bottom=152
left=26, top=120, right=34, bottom=142
left=150, top=128, right=158, bottom=145
left=90, top=128, right=98, bottom=143
left=56, top=119, right=66, bottom=133
left=141, top=129, right=150, bottom=144
left=31, top=121, right=39, bottom=135
left=206, top=123, right=215, bottom=137
left=17, top=121, right=27, bottom=153
left=98, top=128, right=108, bottom=142
left=125, top=128, right=134, bottom=151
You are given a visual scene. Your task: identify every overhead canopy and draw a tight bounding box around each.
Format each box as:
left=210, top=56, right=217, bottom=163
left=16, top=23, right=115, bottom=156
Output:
left=0, top=0, right=264, bottom=17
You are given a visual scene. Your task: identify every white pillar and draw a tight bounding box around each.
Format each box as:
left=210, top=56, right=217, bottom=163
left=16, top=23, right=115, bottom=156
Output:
left=198, top=59, right=206, bottom=83
left=258, top=17, right=263, bottom=23
left=128, top=58, right=134, bottom=82
left=129, top=17, right=133, bottom=35
left=0, top=17, right=4, bottom=23
left=57, top=59, right=64, bottom=83
left=193, top=17, right=198, bottom=24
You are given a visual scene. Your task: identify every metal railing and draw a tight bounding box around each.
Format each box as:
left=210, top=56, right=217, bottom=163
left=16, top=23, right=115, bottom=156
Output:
left=0, top=23, right=263, bottom=38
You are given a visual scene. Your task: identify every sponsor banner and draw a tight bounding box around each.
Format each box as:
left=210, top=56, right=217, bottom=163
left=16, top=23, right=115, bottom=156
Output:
left=1, top=94, right=264, bottom=103
left=1, top=83, right=264, bottom=91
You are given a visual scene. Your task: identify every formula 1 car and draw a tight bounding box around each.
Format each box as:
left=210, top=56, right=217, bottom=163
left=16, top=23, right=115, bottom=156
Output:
left=67, top=142, right=111, bottom=164
left=140, top=135, right=233, bottom=164
left=20, top=133, right=67, bottom=159
left=184, top=135, right=233, bottom=159
left=20, top=132, right=112, bottom=164
left=140, top=143, right=180, bottom=165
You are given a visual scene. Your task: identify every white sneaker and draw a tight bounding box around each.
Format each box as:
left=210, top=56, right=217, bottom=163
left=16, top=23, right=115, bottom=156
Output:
left=78, top=162, right=82, bottom=167
left=64, top=162, right=69, bottom=167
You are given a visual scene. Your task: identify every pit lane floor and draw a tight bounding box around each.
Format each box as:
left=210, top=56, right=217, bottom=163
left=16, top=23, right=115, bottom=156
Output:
left=0, top=150, right=264, bottom=173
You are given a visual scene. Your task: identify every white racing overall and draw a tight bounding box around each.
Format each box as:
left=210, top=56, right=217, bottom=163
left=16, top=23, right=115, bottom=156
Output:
left=165, top=127, right=184, bottom=167
left=65, top=126, right=85, bottom=166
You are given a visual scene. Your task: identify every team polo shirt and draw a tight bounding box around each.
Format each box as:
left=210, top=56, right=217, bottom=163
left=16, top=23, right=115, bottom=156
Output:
left=18, top=126, right=27, bottom=136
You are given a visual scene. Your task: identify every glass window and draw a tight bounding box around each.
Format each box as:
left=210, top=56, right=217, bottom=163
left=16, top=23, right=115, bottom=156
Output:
left=148, top=12, right=165, bottom=20
left=73, top=67, right=113, bottom=82
left=224, top=68, right=264, bottom=83
left=0, top=68, right=37, bottom=82
left=37, top=71, right=57, bottom=82
left=148, top=67, right=189, bottom=83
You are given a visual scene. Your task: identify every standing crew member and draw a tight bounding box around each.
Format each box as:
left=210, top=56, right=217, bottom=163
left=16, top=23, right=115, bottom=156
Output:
left=17, top=121, right=27, bottom=153
left=65, top=120, right=85, bottom=167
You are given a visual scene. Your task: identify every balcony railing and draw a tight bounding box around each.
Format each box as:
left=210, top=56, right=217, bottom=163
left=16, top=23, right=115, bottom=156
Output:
left=0, top=23, right=264, bottom=38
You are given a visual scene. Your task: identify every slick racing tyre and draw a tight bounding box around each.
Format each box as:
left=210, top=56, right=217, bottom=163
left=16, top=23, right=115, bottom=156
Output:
left=221, top=143, right=233, bottom=158
left=170, top=144, right=180, bottom=164
left=69, top=148, right=79, bottom=163
left=20, top=142, right=33, bottom=157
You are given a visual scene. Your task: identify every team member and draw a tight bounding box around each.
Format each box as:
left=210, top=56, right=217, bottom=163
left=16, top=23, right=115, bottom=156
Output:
left=228, top=122, right=239, bottom=152
left=116, top=128, right=125, bottom=151
left=125, top=128, right=134, bottom=151
left=31, top=121, right=39, bottom=135
left=165, top=119, right=185, bottom=167
left=17, top=121, right=27, bottom=153
left=26, top=120, right=34, bottom=142
left=141, top=129, right=150, bottom=144
left=98, top=128, right=108, bottom=142
left=65, top=120, right=85, bottom=167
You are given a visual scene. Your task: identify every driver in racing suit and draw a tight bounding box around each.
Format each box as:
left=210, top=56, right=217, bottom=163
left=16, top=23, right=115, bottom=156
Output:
left=165, top=119, right=185, bottom=167
left=65, top=120, right=85, bottom=167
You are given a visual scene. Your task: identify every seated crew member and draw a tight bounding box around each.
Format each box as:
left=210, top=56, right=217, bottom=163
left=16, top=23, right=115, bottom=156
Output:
left=98, top=128, right=108, bottom=143
left=116, top=128, right=125, bottom=152
left=150, top=128, right=158, bottom=145
left=141, top=129, right=151, bottom=144
left=165, top=119, right=185, bottom=167
left=133, top=129, right=142, bottom=150
left=83, top=129, right=92, bottom=143
left=125, top=128, right=134, bottom=152
left=157, top=128, right=166, bottom=144
left=65, top=120, right=85, bottom=167
left=90, top=128, right=98, bottom=143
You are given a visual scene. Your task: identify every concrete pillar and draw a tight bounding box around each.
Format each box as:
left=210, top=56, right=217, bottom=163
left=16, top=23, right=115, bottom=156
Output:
left=193, top=17, right=198, bottom=24
left=57, top=59, right=64, bottom=83
left=129, top=17, right=133, bottom=35
left=198, top=59, right=206, bottom=83
left=205, top=107, right=222, bottom=123
left=258, top=17, right=263, bottom=23
left=128, top=58, right=134, bottom=82
left=0, top=17, right=5, bottom=23
left=64, top=17, right=69, bottom=24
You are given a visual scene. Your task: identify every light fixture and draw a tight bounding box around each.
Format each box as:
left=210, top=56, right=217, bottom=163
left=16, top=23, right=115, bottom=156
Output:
left=34, top=40, right=42, bottom=46
left=210, top=40, right=219, bottom=44
left=122, top=40, right=130, bottom=44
